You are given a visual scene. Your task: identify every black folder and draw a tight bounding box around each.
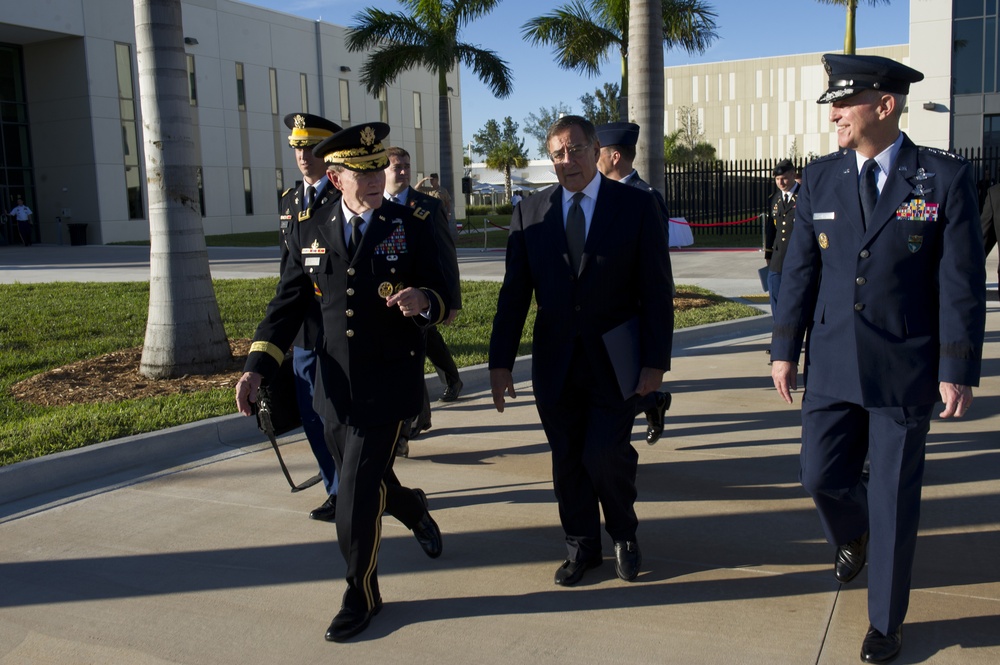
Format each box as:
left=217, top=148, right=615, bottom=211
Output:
left=602, top=317, right=640, bottom=400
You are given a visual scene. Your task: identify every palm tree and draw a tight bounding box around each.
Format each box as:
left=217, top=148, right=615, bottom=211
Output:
left=346, top=1, right=513, bottom=219
left=816, top=0, right=891, bottom=54
left=471, top=117, right=529, bottom=201
left=522, top=0, right=718, bottom=118
left=629, top=0, right=665, bottom=196
left=134, top=0, right=230, bottom=378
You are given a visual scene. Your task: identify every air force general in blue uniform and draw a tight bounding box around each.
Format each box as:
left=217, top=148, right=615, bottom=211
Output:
left=771, top=55, right=986, bottom=664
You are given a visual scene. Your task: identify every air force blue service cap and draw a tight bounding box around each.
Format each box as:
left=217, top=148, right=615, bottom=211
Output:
left=817, top=54, right=924, bottom=104
left=595, top=122, right=640, bottom=148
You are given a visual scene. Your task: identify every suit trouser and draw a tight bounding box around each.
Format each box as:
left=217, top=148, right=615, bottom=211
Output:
left=292, top=346, right=338, bottom=495
left=323, top=419, right=426, bottom=613
left=799, top=390, right=932, bottom=634
left=536, top=343, right=639, bottom=561
left=413, top=325, right=459, bottom=427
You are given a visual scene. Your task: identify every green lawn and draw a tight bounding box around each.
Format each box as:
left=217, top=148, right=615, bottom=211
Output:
left=0, top=280, right=759, bottom=467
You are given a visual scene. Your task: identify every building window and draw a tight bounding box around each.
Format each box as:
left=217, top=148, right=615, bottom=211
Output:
left=378, top=86, right=388, bottom=123
left=953, top=2, right=999, bottom=94
left=300, top=73, right=308, bottom=112
left=115, top=42, right=144, bottom=219
left=236, top=62, right=246, bottom=111
left=243, top=167, right=253, bottom=215
left=269, top=68, right=278, bottom=115
left=187, top=55, right=198, bottom=106
left=276, top=167, right=284, bottom=203
left=197, top=167, right=205, bottom=217
left=339, top=79, right=351, bottom=126
left=413, top=92, right=422, bottom=129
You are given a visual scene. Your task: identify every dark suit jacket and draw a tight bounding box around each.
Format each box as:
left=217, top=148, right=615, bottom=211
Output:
left=771, top=135, right=986, bottom=407
left=489, top=176, right=674, bottom=403
left=403, top=186, right=461, bottom=309
left=981, top=181, right=1000, bottom=262
left=764, top=184, right=799, bottom=272
left=279, top=181, right=339, bottom=350
left=247, top=200, right=450, bottom=427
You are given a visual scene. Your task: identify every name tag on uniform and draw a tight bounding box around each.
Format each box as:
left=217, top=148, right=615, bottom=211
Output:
left=814, top=212, right=835, bottom=220
left=305, top=256, right=321, bottom=266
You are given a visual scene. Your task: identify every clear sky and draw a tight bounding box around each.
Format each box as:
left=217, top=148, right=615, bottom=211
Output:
left=243, top=0, right=910, bottom=156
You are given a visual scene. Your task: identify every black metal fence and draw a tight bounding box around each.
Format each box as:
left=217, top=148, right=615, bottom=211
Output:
left=662, top=147, right=1000, bottom=240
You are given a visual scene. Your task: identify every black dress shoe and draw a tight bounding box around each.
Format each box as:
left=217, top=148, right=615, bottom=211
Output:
left=309, top=495, right=337, bottom=522
left=835, top=531, right=869, bottom=583
left=412, top=502, right=442, bottom=559
left=439, top=380, right=463, bottom=402
left=645, top=392, right=672, bottom=445
left=554, top=556, right=602, bottom=586
left=861, top=624, right=902, bottom=663
left=614, top=540, right=642, bottom=581
left=324, top=599, right=383, bottom=642
left=408, top=418, right=431, bottom=440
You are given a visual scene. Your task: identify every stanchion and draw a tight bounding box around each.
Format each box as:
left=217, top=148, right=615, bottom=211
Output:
left=482, top=217, right=489, bottom=252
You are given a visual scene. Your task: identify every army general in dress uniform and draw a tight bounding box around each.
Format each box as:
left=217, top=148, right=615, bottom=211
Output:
left=770, top=55, right=986, bottom=664
left=236, top=122, right=450, bottom=643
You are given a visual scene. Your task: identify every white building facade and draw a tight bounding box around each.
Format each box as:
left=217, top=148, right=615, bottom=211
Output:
left=0, top=0, right=463, bottom=245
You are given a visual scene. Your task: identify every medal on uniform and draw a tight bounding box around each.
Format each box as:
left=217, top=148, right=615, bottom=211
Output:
left=913, top=167, right=934, bottom=181
left=378, top=281, right=394, bottom=299
left=818, top=232, right=829, bottom=249
left=907, top=235, right=923, bottom=253
left=302, top=238, right=326, bottom=255
left=395, top=283, right=405, bottom=295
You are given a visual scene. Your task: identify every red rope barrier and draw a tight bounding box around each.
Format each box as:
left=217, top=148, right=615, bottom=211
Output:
left=669, top=215, right=760, bottom=228
left=485, top=218, right=510, bottom=232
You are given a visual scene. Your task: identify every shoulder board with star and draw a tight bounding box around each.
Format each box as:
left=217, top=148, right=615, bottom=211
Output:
left=918, top=146, right=967, bottom=163
left=808, top=150, right=847, bottom=167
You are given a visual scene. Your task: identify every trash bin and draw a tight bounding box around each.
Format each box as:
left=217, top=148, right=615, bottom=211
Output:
left=68, top=223, right=88, bottom=246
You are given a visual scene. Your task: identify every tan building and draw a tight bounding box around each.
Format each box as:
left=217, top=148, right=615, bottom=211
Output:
left=664, top=45, right=911, bottom=162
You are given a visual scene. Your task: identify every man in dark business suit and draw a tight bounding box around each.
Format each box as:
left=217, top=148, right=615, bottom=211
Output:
left=980, top=181, right=1000, bottom=294
left=489, top=115, right=674, bottom=586
left=595, top=121, right=673, bottom=445
left=235, top=122, right=449, bottom=643
left=383, top=146, right=463, bottom=451
left=771, top=55, right=986, bottom=664
left=279, top=112, right=341, bottom=521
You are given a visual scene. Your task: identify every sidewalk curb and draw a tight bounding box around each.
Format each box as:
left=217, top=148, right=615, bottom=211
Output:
left=0, top=314, right=773, bottom=507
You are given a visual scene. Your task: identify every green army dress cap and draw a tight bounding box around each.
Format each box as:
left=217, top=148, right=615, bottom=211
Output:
left=313, top=123, right=390, bottom=172
left=284, top=113, right=342, bottom=148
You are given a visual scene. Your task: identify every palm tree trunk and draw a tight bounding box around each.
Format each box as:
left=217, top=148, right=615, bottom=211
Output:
left=135, top=0, right=230, bottom=378
left=844, top=0, right=858, bottom=54
left=629, top=0, right=666, bottom=198
left=437, top=71, right=456, bottom=226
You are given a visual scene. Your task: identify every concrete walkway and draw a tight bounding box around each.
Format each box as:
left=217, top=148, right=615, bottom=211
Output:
left=1, top=245, right=998, bottom=664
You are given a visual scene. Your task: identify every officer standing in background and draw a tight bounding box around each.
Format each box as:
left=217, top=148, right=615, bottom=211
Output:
left=763, top=158, right=800, bottom=312
left=279, top=113, right=342, bottom=521
left=771, top=54, right=986, bottom=664
left=383, top=146, right=463, bottom=453
left=236, top=122, right=449, bottom=643
left=595, top=122, right=672, bottom=445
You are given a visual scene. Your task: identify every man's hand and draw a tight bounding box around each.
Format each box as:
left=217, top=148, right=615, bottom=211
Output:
left=490, top=368, right=516, bottom=413
left=771, top=360, right=798, bottom=404
left=939, top=382, right=973, bottom=418
left=235, top=371, right=263, bottom=416
left=634, top=367, right=666, bottom=397
left=387, top=287, right=430, bottom=317
left=443, top=308, right=460, bottom=325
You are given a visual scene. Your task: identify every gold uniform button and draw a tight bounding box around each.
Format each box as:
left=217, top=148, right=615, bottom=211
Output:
left=346, top=329, right=355, bottom=337
left=347, top=267, right=356, bottom=276
left=346, top=309, right=354, bottom=317
left=346, top=288, right=355, bottom=296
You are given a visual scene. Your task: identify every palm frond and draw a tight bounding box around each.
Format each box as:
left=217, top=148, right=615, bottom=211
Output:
left=455, top=44, right=514, bottom=98
left=662, top=0, right=719, bottom=55
left=345, top=9, right=427, bottom=52
left=521, top=2, right=620, bottom=77
left=358, top=45, right=430, bottom=96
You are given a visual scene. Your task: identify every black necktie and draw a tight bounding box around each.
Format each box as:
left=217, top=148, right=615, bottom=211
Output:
left=566, top=192, right=586, bottom=275
left=305, top=185, right=316, bottom=209
left=348, top=216, right=363, bottom=258
left=860, top=158, right=879, bottom=228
